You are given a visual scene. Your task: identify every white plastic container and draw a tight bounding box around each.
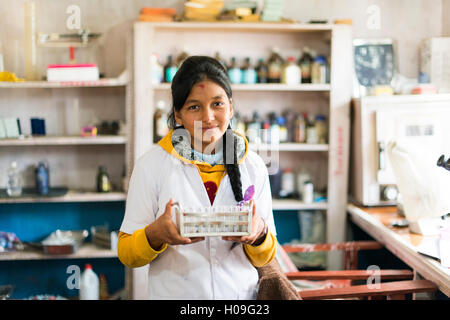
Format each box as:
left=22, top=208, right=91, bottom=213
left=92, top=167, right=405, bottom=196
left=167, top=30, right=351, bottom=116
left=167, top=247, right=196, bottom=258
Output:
left=282, top=56, right=301, bottom=85
left=302, top=181, right=314, bottom=204
left=7, top=161, right=22, bottom=197
left=79, top=264, right=99, bottom=300
left=174, top=203, right=253, bottom=237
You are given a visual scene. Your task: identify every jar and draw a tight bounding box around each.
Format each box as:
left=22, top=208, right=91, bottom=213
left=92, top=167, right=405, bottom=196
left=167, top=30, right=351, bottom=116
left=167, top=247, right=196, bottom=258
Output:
left=314, top=115, right=327, bottom=144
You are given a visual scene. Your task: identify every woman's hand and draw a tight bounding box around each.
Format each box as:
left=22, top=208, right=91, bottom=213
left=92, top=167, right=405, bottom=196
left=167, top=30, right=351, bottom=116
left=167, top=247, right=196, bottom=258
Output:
left=222, top=200, right=267, bottom=246
left=145, top=198, right=205, bottom=250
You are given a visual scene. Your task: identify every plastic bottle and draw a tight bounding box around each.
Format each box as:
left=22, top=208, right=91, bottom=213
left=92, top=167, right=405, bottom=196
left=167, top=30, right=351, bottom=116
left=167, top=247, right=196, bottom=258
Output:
left=268, top=113, right=280, bottom=144
left=227, top=57, right=242, bottom=84
left=255, top=58, right=268, bottom=83
left=298, top=47, right=313, bottom=83
left=302, top=180, right=314, bottom=203
left=153, top=100, right=168, bottom=143
left=164, top=55, right=178, bottom=83
left=97, top=166, right=111, bottom=193
left=79, top=264, right=99, bottom=300
left=267, top=48, right=284, bottom=83
left=35, top=161, right=49, bottom=195
left=297, top=171, right=311, bottom=199
left=7, top=161, right=22, bottom=197
left=241, top=57, right=257, bottom=84
left=279, top=168, right=295, bottom=198
left=282, top=56, right=301, bottom=85
left=277, top=116, right=288, bottom=143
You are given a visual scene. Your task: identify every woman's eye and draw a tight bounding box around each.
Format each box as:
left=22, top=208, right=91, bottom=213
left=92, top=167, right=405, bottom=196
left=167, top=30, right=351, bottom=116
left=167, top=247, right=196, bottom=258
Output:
left=213, top=101, right=224, bottom=107
left=188, top=105, right=199, bottom=110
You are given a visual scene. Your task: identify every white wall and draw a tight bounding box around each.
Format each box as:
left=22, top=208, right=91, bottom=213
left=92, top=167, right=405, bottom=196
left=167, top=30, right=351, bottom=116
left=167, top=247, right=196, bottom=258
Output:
left=0, top=0, right=447, bottom=79
left=443, top=0, right=450, bottom=36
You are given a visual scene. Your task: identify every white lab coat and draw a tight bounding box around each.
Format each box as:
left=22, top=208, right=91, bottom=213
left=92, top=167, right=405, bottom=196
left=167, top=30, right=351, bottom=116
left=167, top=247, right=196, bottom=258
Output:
left=120, top=144, right=276, bottom=300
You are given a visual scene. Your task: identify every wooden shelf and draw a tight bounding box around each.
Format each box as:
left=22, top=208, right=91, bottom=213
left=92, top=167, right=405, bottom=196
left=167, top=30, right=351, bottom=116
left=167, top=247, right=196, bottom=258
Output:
left=154, top=83, right=330, bottom=92
left=0, top=72, right=129, bottom=89
left=0, top=135, right=127, bottom=146
left=0, top=243, right=117, bottom=261
left=142, top=21, right=334, bottom=32
left=0, top=190, right=126, bottom=204
left=272, top=199, right=328, bottom=210
left=249, top=142, right=329, bottom=152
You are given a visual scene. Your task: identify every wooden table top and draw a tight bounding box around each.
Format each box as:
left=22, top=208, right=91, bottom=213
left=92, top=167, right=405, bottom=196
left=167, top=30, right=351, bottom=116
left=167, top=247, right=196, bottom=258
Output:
left=347, top=203, right=450, bottom=297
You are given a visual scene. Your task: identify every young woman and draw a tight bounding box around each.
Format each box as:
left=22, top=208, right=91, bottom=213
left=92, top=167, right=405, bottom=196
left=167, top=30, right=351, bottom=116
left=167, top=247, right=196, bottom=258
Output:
left=118, top=56, right=277, bottom=300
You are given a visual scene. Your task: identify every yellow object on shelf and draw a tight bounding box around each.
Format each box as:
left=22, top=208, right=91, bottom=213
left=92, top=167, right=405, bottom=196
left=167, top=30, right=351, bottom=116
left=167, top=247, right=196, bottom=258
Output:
left=0, top=71, right=25, bottom=82
left=370, top=85, right=394, bottom=96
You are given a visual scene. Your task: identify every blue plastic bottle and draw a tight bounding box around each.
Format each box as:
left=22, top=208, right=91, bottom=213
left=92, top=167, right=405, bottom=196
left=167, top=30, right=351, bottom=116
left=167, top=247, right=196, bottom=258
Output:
left=36, top=161, right=49, bottom=195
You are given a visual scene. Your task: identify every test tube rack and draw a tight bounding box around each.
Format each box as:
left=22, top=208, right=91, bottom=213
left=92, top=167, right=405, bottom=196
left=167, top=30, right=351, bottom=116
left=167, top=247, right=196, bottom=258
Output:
left=174, top=202, right=253, bottom=237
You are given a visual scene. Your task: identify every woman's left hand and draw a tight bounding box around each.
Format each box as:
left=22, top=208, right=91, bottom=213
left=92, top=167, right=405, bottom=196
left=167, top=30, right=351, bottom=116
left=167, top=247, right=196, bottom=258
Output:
left=222, top=200, right=266, bottom=246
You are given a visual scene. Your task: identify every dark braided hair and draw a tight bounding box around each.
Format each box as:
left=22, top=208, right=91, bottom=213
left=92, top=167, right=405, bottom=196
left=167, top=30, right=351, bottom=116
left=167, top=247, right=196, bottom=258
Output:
left=169, top=55, right=243, bottom=203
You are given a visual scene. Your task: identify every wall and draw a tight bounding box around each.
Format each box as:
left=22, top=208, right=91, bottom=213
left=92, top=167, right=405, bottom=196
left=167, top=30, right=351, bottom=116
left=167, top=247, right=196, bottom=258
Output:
left=0, top=0, right=446, bottom=80
left=443, top=0, right=450, bottom=36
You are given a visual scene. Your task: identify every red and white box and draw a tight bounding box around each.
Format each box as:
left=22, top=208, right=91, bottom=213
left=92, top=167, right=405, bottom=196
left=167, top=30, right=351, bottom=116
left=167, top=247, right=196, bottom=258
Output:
left=47, top=64, right=99, bottom=82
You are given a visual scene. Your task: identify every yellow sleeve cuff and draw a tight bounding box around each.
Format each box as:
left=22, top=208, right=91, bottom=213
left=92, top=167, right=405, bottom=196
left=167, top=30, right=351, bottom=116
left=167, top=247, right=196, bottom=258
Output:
left=134, top=228, right=168, bottom=260
left=243, top=228, right=277, bottom=267
left=118, top=229, right=167, bottom=268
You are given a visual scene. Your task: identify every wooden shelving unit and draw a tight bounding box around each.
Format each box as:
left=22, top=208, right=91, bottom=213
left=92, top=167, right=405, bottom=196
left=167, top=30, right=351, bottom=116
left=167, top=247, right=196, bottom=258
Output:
left=131, top=21, right=353, bottom=299
left=0, top=135, right=127, bottom=146
left=0, top=72, right=129, bottom=89
left=0, top=190, right=126, bottom=204
left=0, top=243, right=117, bottom=261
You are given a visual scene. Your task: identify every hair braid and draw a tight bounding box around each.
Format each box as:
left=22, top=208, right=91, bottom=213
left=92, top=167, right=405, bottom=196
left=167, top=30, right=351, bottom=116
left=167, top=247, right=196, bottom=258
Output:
left=223, top=125, right=243, bottom=203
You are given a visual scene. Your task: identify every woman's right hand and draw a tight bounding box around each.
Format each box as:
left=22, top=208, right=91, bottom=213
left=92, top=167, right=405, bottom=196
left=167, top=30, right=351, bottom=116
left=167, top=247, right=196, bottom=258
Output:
left=145, top=198, right=205, bottom=250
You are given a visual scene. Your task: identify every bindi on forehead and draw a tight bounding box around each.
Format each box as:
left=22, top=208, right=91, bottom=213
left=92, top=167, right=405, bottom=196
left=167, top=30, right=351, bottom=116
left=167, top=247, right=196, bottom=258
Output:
left=199, top=84, right=205, bottom=88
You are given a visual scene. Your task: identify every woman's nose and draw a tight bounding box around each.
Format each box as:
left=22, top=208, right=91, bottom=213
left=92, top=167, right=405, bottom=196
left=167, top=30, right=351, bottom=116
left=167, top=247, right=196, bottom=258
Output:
left=201, top=107, right=214, bottom=122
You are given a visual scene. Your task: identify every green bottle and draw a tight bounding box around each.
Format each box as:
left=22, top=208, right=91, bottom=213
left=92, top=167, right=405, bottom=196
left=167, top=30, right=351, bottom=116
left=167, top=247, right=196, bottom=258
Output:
left=97, top=166, right=111, bottom=193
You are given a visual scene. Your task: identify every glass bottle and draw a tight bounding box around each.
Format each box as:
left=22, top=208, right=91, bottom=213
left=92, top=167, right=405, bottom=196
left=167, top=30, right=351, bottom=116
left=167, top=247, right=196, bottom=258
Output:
left=246, top=111, right=262, bottom=143
left=7, top=161, right=22, bottom=197
left=164, top=55, right=178, bottom=83
left=298, top=47, right=313, bottom=84
left=176, top=50, right=189, bottom=68
left=153, top=100, right=169, bottom=143
left=241, top=57, right=257, bottom=84
left=267, top=47, right=284, bottom=83
left=312, top=55, right=327, bottom=84
left=214, top=51, right=228, bottom=70
left=306, top=113, right=319, bottom=144
left=227, top=57, right=242, bottom=84
left=97, top=166, right=111, bottom=193
left=294, top=113, right=306, bottom=143
left=255, top=58, right=268, bottom=83
left=315, top=114, right=327, bottom=144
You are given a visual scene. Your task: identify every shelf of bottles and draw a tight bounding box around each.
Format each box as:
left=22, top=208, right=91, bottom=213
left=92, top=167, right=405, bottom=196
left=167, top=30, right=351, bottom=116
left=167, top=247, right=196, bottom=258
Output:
left=154, top=82, right=330, bottom=92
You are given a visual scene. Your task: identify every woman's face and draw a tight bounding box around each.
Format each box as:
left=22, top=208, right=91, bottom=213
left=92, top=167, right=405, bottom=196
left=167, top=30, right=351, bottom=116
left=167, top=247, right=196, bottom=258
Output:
left=175, top=80, right=233, bottom=153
